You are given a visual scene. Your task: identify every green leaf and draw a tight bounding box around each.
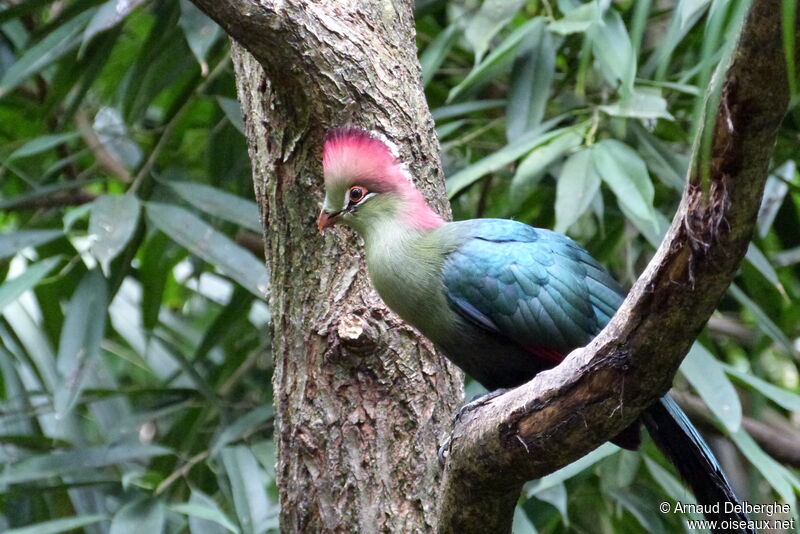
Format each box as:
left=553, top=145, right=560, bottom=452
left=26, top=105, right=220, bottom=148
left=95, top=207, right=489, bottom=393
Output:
left=6, top=132, right=80, bottom=161
left=448, top=18, right=543, bottom=102
left=172, top=492, right=240, bottom=534
left=145, top=202, right=268, bottom=298
left=89, top=195, right=141, bottom=273
left=609, top=488, right=665, bottom=534
left=730, top=429, right=798, bottom=510
left=0, top=10, right=95, bottom=97
left=533, top=481, right=568, bottom=520
left=758, top=163, right=793, bottom=238
left=679, top=344, right=741, bottom=432
left=217, top=97, right=245, bottom=135
left=0, top=443, right=171, bottom=484
left=109, top=498, right=166, bottom=534
left=0, top=230, right=62, bottom=260
left=420, top=24, right=460, bottom=87
left=592, top=139, right=658, bottom=238
left=464, top=0, right=526, bottom=62
left=165, top=181, right=260, bottom=232
left=729, top=284, right=796, bottom=357
left=211, top=406, right=273, bottom=456
left=723, top=364, right=800, bottom=412
left=5, top=515, right=108, bottom=534
left=93, top=107, right=142, bottom=169
left=745, top=243, right=784, bottom=295
left=643, top=457, right=700, bottom=508
left=54, top=269, right=108, bottom=417
left=179, top=0, right=222, bottom=74
left=630, top=123, right=686, bottom=191
left=512, top=507, right=538, bottom=534
left=82, top=0, right=146, bottom=51
left=507, top=18, right=556, bottom=139
left=599, top=87, right=675, bottom=120
left=510, top=129, right=584, bottom=205
left=548, top=2, right=600, bottom=35
left=525, top=442, right=618, bottom=495
left=221, top=446, right=273, bottom=534
left=555, top=148, right=601, bottom=233
left=588, top=8, right=636, bottom=95
left=431, top=99, right=506, bottom=121
left=0, top=257, right=61, bottom=313
left=447, top=120, right=567, bottom=197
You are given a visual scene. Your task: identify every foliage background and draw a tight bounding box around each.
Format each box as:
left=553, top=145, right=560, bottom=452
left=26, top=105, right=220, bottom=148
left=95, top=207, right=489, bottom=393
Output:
left=1, top=0, right=799, bottom=532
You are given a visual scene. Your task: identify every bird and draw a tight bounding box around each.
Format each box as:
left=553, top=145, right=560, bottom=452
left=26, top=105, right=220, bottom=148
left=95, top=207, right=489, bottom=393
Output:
left=316, top=126, right=752, bottom=532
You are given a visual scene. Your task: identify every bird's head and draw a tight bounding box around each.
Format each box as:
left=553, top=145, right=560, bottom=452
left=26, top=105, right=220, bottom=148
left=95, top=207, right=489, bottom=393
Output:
left=317, top=127, right=442, bottom=236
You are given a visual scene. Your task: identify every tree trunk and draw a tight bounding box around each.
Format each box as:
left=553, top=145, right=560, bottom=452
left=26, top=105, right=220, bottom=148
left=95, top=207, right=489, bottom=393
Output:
left=190, top=1, right=463, bottom=532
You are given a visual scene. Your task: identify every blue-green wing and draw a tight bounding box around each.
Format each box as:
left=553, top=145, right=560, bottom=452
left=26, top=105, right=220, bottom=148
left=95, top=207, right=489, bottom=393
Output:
left=441, top=219, right=624, bottom=354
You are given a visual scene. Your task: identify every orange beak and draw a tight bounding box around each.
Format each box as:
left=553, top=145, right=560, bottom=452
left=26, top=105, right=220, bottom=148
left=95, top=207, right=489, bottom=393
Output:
left=317, top=209, right=340, bottom=233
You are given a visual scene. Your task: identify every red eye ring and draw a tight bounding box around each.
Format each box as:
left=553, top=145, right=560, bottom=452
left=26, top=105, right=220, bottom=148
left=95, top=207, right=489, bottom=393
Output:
left=349, top=186, right=367, bottom=203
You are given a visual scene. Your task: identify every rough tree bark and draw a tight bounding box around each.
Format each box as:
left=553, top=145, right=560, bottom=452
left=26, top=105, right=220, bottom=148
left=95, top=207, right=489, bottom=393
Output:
left=188, top=1, right=463, bottom=532
left=190, top=0, right=797, bottom=533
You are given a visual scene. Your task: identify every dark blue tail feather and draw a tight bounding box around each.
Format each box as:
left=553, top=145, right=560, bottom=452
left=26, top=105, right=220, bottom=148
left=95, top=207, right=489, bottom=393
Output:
left=643, top=396, right=754, bottom=534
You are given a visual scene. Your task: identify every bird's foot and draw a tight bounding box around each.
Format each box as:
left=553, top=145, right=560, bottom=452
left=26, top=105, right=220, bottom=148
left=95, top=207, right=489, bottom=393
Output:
left=437, top=434, right=451, bottom=464
left=454, top=387, right=512, bottom=423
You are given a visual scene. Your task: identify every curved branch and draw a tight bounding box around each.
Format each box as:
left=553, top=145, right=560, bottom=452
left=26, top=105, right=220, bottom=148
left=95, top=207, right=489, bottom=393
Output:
left=438, top=2, right=798, bottom=531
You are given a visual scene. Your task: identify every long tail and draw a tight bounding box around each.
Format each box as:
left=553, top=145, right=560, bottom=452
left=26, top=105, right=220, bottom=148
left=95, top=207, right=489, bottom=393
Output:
left=642, top=395, right=754, bottom=534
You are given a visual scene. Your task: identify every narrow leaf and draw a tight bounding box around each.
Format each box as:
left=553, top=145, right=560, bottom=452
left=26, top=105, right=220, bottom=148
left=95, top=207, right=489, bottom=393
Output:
left=82, top=0, right=146, bottom=50
left=555, top=148, right=601, bottom=233
left=165, top=181, right=260, bottom=232
left=89, top=195, right=141, bottom=273
left=420, top=25, right=460, bottom=87
left=221, top=446, right=272, bottom=534
left=6, top=132, right=79, bottom=161
left=0, top=257, right=61, bottom=313
left=0, top=230, right=62, bottom=260
left=54, top=269, right=108, bottom=417
left=464, top=0, right=526, bottom=62
left=723, top=364, right=800, bottom=412
left=5, top=515, right=108, bottom=534
left=679, top=343, right=742, bottom=432
left=510, top=129, right=584, bottom=204
left=145, top=202, right=268, bottom=298
left=179, top=0, right=222, bottom=74
left=729, top=284, right=796, bottom=357
left=109, top=498, right=166, bottom=534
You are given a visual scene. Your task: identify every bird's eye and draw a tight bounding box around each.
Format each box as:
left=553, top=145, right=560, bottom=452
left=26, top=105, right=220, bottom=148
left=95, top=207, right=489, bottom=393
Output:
left=348, top=186, right=367, bottom=203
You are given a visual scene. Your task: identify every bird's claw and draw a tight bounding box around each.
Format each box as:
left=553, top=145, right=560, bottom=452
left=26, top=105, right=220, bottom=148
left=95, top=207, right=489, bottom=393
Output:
left=453, top=387, right=512, bottom=424
left=437, top=434, right=452, bottom=464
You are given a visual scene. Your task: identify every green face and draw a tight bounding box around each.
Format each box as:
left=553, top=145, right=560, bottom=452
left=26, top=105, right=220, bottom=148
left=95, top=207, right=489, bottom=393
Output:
left=319, top=181, right=401, bottom=236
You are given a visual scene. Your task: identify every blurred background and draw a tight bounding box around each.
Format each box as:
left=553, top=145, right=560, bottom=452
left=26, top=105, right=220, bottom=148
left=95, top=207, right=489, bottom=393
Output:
left=0, top=0, right=798, bottom=532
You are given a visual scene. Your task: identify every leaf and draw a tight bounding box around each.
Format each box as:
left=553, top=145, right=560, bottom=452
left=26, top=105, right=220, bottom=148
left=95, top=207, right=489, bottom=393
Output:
left=431, top=99, right=506, bottom=121
left=597, top=449, right=640, bottom=492
left=420, top=24, right=460, bottom=87
left=631, top=123, right=687, bottom=191
left=82, top=0, right=146, bottom=51
left=54, top=269, right=108, bottom=417
left=592, top=139, right=658, bottom=238
left=524, top=442, right=618, bottom=495
left=729, top=284, right=796, bottom=357
left=510, top=129, right=584, bottom=204
left=679, top=343, right=742, bottom=433
left=0, top=257, right=61, bottom=313
left=145, top=202, right=269, bottom=298
left=89, top=194, right=141, bottom=273
left=217, top=97, right=245, bottom=135
left=0, top=443, right=171, bottom=484
left=609, top=488, right=665, bottom=534
left=221, top=446, right=273, bottom=534
left=5, top=515, right=108, bottom=534
left=93, top=107, right=142, bottom=169
left=172, top=491, right=240, bottom=534
left=447, top=120, right=567, bottom=197
left=554, top=148, right=601, bottom=233
left=588, top=8, right=636, bottom=94
left=0, top=10, right=95, bottom=97
left=506, top=18, right=556, bottom=139
left=109, top=498, right=166, bottom=534
left=179, top=0, right=222, bottom=74
left=6, top=132, right=80, bottom=161
left=533, top=481, right=568, bottom=520
left=464, top=0, right=526, bottom=63
left=599, top=87, right=675, bottom=120
left=211, top=406, right=273, bottom=456
left=548, top=2, right=600, bottom=35
left=758, top=162, right=794, bottom=238
left=0, top=230, right=62, bottom=260
left=511, top=507, right=538, bottom=534
left=723, top=364, right=800, bottom=412
left=448, top=18, right=543, bottom=102
left=730, top=429, right=798, bottom=510
left=745, top=243, right=784, bottom=295
left=643, top=457, right=700, bottom=508
left=165, top=180, right=260, bottom=232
